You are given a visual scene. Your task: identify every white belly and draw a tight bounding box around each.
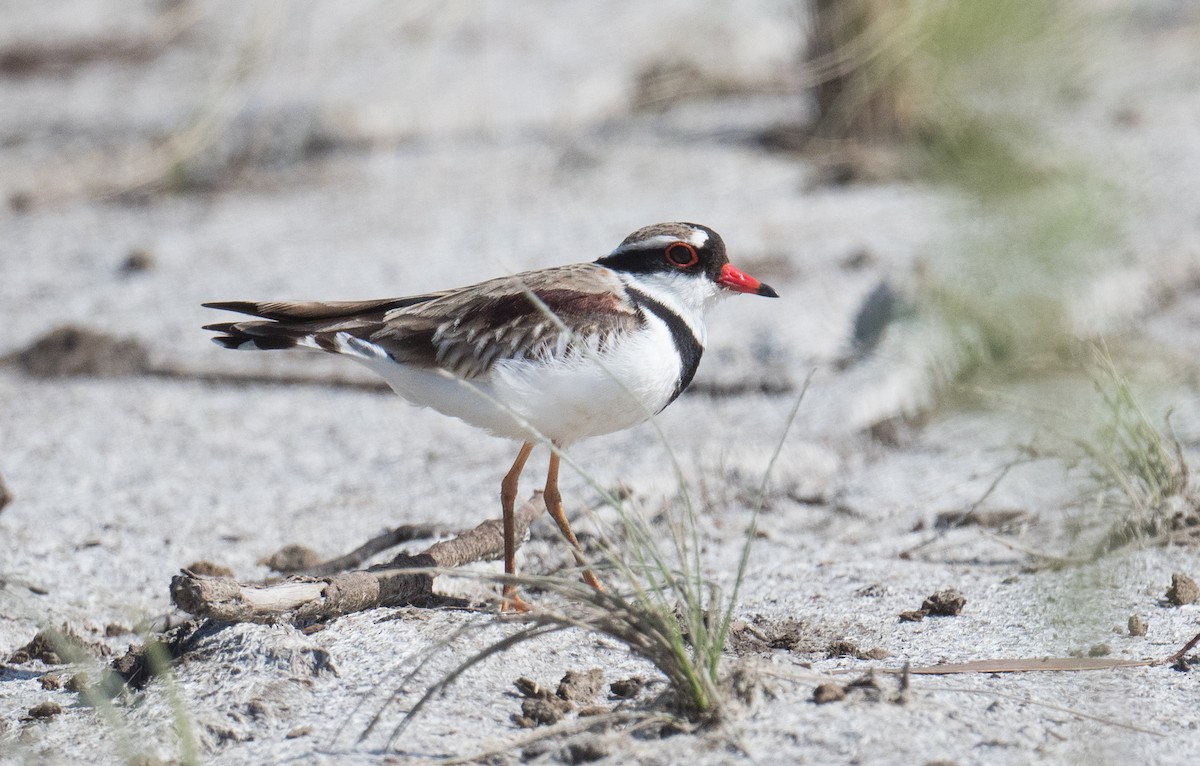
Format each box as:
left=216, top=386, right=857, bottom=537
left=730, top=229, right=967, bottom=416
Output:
left=361, top=318, right=686, bottom=445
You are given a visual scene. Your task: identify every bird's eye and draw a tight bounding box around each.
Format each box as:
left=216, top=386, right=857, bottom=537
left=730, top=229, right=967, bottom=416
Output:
left=665, top=242, right=698, bottom=268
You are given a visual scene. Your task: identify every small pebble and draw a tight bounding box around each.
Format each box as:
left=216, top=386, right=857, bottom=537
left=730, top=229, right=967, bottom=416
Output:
left=812, top=683, right=846, bottom=704
left=921, top=589, right=966, bottom=616
left=609, top=677, right=644, bottom=699
left=119, top=249, right=156, bottom=274
left=1128, top=615, right=1148, bottom=637
left=1166, top=572, right=1199, bottom=606
left=26, top=701, right=62, bottom=720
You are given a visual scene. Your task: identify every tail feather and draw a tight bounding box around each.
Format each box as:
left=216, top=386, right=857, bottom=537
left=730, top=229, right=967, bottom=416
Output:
left=202, top=295, right=437, bottom=322
left=206, top=320, right=312, bottom=351
left=204, top=299, right=391, bottom=355
left=203, top=297, right=430, bottom=361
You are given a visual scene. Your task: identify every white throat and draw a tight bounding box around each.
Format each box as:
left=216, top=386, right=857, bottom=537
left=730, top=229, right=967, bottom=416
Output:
left=617, top=270, right=722, bottom=345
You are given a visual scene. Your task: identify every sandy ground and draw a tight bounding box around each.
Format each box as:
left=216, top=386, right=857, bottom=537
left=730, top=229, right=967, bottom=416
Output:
left=2, top=1, right=1200, bottom=764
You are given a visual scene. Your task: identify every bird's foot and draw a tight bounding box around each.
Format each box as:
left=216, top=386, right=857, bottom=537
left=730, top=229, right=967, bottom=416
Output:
left=500, top=585, right=532, bottom=613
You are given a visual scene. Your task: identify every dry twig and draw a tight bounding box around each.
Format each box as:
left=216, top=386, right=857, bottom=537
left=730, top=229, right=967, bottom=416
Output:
left=292, top=523, right=444, bottom=577
left=170, top=493, right=547, bottom=622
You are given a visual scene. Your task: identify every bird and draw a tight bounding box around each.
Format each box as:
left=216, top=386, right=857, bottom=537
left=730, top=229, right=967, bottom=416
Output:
left=203, top=222, right=778, bottom=610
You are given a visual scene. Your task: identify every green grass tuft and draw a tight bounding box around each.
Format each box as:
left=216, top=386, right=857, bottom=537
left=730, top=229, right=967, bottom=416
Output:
left=1077, top=347, right=1195, bottom=554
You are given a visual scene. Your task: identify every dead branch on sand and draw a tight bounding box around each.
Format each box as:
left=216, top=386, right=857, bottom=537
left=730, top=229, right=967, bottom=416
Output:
left=170, top=493, right=547, bottom=623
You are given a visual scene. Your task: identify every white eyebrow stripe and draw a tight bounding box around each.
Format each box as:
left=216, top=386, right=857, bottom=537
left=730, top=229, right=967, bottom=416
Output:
left=617, top=229, right=707, bottom=252
left=620, top=235, right=679, bottom=250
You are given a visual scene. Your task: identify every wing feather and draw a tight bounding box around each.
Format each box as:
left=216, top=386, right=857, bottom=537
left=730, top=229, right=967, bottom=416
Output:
left=204, top=263, right=644, bottom=378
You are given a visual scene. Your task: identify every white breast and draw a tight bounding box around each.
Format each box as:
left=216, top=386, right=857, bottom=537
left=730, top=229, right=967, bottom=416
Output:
left=358, top=270, right=722, bottom=445
left=361, top=315, right=684, bottom=445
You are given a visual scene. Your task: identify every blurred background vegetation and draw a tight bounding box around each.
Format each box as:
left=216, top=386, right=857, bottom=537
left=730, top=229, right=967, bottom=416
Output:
left=805, top=0, right=1198, bottom=554
left=809, top=0, right=1115, bottom=384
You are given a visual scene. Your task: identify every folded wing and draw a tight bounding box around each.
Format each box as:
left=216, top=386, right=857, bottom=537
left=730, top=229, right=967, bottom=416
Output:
left=204, top=264, right=643, bottom=379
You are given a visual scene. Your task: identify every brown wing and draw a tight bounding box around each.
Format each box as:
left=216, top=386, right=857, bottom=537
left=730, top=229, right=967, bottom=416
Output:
left=204, top=263, right=644, bottom=379
left=370, top=263, right=643, bottom=377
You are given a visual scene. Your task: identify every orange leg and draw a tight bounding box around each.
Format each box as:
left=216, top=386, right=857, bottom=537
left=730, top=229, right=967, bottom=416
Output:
left=500, top=441, right=534, bottom=612
left=544, top=444, right=604, bottom=592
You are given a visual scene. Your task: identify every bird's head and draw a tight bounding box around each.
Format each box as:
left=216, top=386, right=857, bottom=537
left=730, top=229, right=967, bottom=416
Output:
left=596, top=222, right=778, bottom=305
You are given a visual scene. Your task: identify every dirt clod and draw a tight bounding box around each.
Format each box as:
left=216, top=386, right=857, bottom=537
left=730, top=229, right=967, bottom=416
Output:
left=285, top=725, right=312, bottom=739
left=729, top=617, right=818, bottom=654
left=520, top=696, right=571, bottom=726
left=186, top=560, right=234, bottom=578
left=8, top=626, right=90, bottom=665
left=1166, top=572, right=1199, bottom=606
left=813, top=683, right=846, bottom=704
left=767, top=619, right=814, bottom=651
left=520, top=742, right=551, bottom=759
left=110, top=647, right=146, bottom=687
left=841, top=247, right=875, bottom=270
left=1087, top=643, right=1111, bottom=657
left=557, top=668, right=604, bottom=702
left=562, top=739, right=608, bottom=764
left=260, top=544, right=324, bottom=573
left=105, top=623, right=130, bottom=637
left=1128, top=615, right=1148, bottom=636
left=921, top=589, right=966, bottom=616
left=514, top=671, right=599, bottom=726
left=514, top=677, right=555, bottom=700
left=0, top=473, right=11, bottom=512
left=65, top=673, right=88, bottom=693
left=609, top=677, right=644, bottom=699
left=514, top=676, right=571, bottom=725
left=826, top=639, right=861, bottom=658
left=9, top=326, right=151, bottom=378
left=38, top=674, right=63, bottom=690
left=119, top=249, right=156, bottom=274
left=868, top=418, right=904, bottom=446
left=846, top=671, right=882, bottom=692
left=109, top=621, right=202, bottom=692
left=727, top=620, right=770, bottom=653
left=825, top=639, right=890, bottom=660
left=898, top=610, right=926, bottom=622
left=26, top=701, right=63, bottom=720
left=8, top=191, right=32, bottom=212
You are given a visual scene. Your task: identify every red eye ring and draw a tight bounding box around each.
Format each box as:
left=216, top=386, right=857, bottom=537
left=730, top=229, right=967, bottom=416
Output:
left=665, top=242, right=698, bottom=268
